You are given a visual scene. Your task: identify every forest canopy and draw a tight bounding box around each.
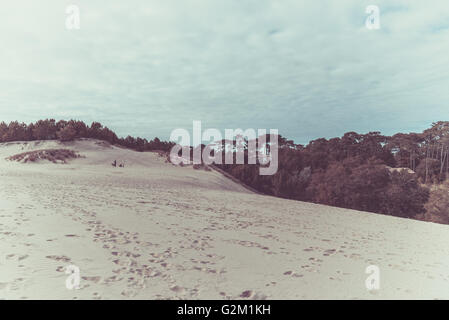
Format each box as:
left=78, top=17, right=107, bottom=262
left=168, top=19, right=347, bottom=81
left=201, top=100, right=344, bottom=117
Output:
left=214, top=122, right=449, bottom=220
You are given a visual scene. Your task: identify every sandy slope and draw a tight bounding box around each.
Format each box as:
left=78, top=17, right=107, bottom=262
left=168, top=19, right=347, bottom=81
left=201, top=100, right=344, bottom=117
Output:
left=1, top=139, right=449, bottom=300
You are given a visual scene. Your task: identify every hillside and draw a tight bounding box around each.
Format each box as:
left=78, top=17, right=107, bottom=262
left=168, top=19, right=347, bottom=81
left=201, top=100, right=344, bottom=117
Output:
left=1, top=139, right=449, bottom=299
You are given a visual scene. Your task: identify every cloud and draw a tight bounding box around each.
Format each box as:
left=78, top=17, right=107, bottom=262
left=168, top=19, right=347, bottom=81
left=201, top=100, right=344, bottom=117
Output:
left=0, top=0, right=448, bottom=143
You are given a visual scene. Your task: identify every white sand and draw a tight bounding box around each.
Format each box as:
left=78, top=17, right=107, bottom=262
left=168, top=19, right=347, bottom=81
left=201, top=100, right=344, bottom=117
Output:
left=1, top=139, right=449, bottom=300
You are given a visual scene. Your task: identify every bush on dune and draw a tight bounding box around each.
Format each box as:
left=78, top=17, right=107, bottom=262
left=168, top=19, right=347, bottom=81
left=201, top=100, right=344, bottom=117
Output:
left=7, top=149, right=81, bottom=164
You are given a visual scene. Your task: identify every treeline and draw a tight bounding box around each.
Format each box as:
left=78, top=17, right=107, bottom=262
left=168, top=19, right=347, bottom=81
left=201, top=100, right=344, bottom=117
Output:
left=215, top=122, right=449, bottom=219
left=2, top=119, right=448, bottom=221
left=0, top=119, right=174, bottom=152
left=389, top=121, right=449, bottom=183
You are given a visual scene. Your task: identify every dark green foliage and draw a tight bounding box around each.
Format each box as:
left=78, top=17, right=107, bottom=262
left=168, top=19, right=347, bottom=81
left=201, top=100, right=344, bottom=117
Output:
left=0, top=118, right=442, bottom=220
left=57, top=124, right=77, bottom=142
left=215, top=126, right=440, bottom=219
left=382, top=171, right=429, bottom=218
left=415, top=158, right=443, bottom=183
left=422, top=182, right=449, bottom=224
left=306, top=158, right=391, bottom=213
left=0, top=119, right=174, bottom=152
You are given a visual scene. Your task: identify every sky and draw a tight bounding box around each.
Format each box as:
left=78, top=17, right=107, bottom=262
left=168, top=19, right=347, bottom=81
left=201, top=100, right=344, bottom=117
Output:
left=0, top=0, right=449, bottom=144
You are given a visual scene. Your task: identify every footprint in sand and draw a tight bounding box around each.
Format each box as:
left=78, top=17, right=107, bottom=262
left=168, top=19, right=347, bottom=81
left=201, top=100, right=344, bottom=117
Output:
left=240, top=290, right=254, bottom=298
left=323, top=249, right=336, bottom=256
left=46, top=255, right=71, bottom=263
left=170, top=285, right=185, bottom=294
left=82, top=276, right=102, bottom=283
left=18, top=254, right=29, bottom=261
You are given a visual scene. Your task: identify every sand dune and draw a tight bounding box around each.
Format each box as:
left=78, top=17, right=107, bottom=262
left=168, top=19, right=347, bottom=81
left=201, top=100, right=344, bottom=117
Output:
left=1, top=139, right=449, bottom=299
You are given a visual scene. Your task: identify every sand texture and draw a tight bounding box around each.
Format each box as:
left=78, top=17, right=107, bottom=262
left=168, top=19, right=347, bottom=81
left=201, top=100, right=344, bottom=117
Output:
left=1, top=139, right=449, bottom=299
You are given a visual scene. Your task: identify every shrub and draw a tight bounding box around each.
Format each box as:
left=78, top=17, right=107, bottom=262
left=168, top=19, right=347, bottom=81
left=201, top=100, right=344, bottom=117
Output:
left=7, top=149, right=81, bottom=164
left=382, top=171, right=429, bottom=218
left=420, top=182, right=449, bottom=224
left=307, top=158, right=391, bottom=213
left=306, top=158, right=429, bottom=218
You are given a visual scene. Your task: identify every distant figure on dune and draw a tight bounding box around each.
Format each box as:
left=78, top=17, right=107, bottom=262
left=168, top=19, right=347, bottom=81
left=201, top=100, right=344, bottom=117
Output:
left=111, top=160, right=125, bottom=168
